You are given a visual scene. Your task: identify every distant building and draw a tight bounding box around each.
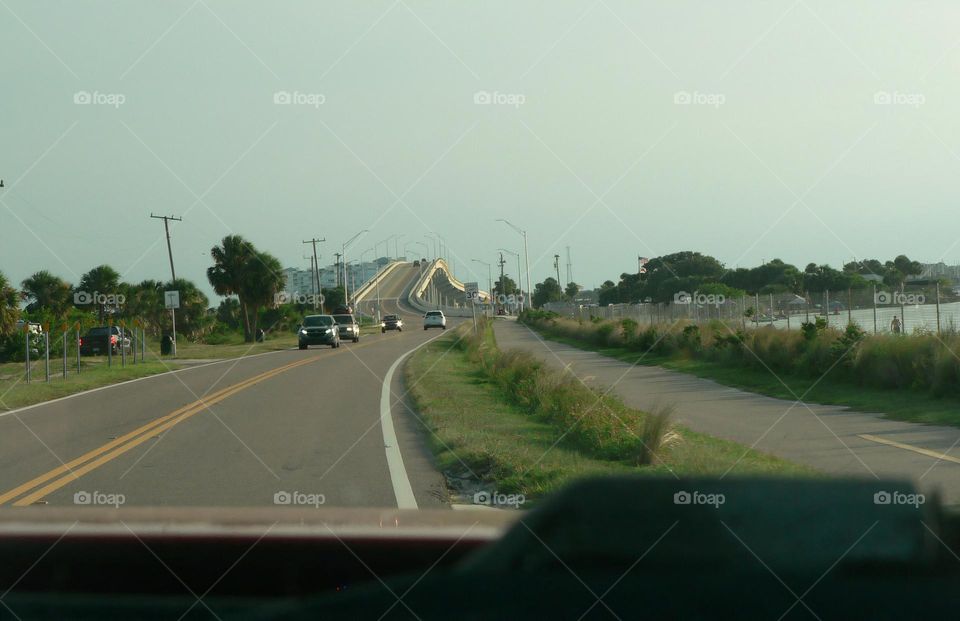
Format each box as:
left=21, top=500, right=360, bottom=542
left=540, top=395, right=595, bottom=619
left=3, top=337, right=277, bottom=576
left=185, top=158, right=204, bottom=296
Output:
left=916, top=262, right=960, bottom=283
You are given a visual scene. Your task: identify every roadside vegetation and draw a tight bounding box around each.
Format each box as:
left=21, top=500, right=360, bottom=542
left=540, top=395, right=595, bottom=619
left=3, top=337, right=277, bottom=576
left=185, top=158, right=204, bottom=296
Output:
left=521, top=310, right=960, bottom=427
left=405, top=319, right=808, bottom=504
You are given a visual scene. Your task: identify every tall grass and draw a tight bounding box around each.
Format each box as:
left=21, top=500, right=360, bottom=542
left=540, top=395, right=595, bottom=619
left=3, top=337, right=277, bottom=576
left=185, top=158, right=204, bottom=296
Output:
left=521, top=311, right=960, bottom=397
left=455, top=319, right=674, bottom=466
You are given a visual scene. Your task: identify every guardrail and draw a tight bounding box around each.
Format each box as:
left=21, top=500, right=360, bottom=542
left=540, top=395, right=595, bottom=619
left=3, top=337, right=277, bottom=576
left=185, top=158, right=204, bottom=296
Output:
left=349, top=261, right=403, bottom=304
left=407, top=259, right=489, bottom=318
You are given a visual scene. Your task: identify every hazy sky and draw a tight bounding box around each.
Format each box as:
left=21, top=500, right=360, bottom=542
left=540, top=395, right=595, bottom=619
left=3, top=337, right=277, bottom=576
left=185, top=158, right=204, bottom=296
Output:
left=2, top=1, right=959, bottom=299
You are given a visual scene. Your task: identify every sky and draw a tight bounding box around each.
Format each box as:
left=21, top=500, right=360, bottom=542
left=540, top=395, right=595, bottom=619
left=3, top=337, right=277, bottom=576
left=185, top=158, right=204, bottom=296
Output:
left=2, top=1, right=960, bottom=301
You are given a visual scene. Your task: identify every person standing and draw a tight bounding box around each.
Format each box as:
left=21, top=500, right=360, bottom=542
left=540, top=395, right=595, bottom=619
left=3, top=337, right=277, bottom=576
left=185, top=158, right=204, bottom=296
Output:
left=891, top=315, right=902, bottom=334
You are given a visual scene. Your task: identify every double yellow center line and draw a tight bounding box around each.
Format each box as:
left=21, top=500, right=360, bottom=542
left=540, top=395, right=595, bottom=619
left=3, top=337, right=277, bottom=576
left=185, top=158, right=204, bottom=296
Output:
left=0, top=354, right=324, bottom=507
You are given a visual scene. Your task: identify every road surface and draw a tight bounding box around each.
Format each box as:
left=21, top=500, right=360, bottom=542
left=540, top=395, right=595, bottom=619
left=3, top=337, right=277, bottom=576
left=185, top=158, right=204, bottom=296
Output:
left=495, top=319, right=960, bottom=505
left=0, top=265, right=451, bottom=508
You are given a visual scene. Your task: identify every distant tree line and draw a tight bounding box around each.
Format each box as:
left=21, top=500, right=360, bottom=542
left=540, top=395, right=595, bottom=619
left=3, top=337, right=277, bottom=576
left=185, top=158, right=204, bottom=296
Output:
left=528, top=251, right=936, bottom=308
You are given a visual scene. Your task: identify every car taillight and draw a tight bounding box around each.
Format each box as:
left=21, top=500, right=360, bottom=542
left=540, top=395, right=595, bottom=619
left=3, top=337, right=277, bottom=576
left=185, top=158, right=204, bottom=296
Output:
left=79, top=338, right=84, bottom=346
left=110, top=335, right=118, bottom=344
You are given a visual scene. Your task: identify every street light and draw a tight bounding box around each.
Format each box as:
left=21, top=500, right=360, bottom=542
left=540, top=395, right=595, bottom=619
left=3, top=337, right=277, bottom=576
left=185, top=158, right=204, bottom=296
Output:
left=424, top=233, right=439, bottom=261
left=498, top=247, right=524, bottom=312
left=471, top=259, right=492, bottom=316
left=342, top=229, right=368, bottom=306
left=497, top=219, right=531, bottom=313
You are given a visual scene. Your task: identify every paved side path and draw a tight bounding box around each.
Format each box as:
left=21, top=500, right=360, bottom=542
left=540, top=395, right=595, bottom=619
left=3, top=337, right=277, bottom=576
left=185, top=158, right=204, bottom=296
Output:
left=494, top=320, right=960, bottom=505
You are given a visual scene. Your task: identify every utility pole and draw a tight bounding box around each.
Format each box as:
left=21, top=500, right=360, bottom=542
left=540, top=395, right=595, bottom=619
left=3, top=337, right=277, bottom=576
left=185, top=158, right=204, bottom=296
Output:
left=303, top=237, right=325, bottom=311
left=150, top=213, right=181, bottom=355
left=150, top=214, right=182, bottom=282
left=334, top=253, right=342, bottom=288
left=566, top=246, right=573, bottom=285
left=554, top=254, right=561, bottom=286
left=498, top=253, right=506, bottom=295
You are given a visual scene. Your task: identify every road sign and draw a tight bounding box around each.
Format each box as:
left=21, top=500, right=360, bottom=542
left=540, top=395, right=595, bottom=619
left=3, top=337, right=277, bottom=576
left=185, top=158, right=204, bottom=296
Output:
left=464, top=282, right=480, bottom=302
left=164, top=290, right=180, bottom=309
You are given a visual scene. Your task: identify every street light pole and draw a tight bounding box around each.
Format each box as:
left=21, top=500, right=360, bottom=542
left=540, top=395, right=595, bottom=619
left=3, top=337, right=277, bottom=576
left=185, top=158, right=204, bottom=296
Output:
left=342, top=229, right=368, bottom=307
left=498, top=247, right=523, bottom=312
left=497, top=220, right=530, bottom=313
left=471, top=259, right=492, bottom=316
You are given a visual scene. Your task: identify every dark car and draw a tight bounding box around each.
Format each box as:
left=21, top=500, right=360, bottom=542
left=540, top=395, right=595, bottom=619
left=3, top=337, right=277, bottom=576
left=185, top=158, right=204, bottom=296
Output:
left=298, top=315, right=340, bottom=349
left=381, top=314, right=403, bottom=333
left=333, top=314, right=361, bottom=343
left=79, top=326, right=130, bottom=356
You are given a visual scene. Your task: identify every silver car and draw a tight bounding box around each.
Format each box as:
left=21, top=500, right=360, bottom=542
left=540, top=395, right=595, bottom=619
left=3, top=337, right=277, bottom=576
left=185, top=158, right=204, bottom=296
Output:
left=333, top=314, right=361, bottom=343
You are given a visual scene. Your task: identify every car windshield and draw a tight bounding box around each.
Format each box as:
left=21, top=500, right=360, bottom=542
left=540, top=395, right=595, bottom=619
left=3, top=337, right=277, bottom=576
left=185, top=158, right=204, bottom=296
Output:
left=3, top=6, right=958, bottom=613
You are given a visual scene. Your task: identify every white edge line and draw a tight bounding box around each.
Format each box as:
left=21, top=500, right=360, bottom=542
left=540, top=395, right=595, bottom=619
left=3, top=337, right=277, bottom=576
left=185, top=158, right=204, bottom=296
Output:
left=380, top=331, right=447, bottom=510
left=0, top=348, right=294, bottom=419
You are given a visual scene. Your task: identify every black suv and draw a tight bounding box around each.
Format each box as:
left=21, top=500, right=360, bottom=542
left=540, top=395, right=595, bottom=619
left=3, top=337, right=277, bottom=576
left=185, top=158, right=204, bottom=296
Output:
left=298, top=315, right=340, bottom=349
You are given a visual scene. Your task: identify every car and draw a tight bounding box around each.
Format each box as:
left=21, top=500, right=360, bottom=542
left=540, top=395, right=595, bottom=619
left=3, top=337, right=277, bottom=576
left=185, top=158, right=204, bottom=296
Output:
left=298, top=315, right=340, bottom=349
left=79, top=326, right=130, bottom=356
left=332, top=314, right=361, bottom=343
left=332, top=305, right=353, bottom=315
left=381, top=314, right=403, bottom=333
left=423, top=310, right=446, bottom=330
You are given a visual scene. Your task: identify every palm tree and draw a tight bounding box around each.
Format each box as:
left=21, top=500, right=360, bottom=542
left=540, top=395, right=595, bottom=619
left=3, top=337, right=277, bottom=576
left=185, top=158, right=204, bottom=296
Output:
left=0, top=271, right=20, bottom=336
left=78, top=265, right=122, bottom=323
left=21, top=270, right=72, bottom=317
left=208, top=235, right=285, bottom=342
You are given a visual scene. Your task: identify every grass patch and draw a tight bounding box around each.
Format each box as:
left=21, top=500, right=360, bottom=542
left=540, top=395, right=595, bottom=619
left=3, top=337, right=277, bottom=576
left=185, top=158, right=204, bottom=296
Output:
left=404, top=321, right=809, bottom=504
left=0, top=360, right=176, bottom=411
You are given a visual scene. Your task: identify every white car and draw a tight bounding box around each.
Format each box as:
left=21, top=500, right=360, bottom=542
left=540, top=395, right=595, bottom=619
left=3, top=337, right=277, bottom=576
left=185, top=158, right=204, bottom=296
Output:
left=423, top=310, right=446, bottom=330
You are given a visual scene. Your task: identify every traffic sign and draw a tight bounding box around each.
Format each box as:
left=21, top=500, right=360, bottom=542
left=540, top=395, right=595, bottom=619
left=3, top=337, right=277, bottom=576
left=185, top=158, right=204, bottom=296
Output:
left=164, top=290, right=181, bottom=309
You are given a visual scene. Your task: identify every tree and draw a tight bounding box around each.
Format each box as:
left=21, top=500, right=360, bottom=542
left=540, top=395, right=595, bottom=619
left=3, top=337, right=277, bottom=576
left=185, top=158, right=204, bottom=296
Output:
left=77, top=265, right=122, bottom=322
left=532, top=277, right=564, bottom=308
left=216, top=298, right=242, bottom=330
left=493, top=275, right=518, bottom=298
left=208, top=235, right=286, bottom=342
left=21, top=270, right=72, bottom=317
left=0, top=272, right=20, bottom=336
left=564, top=282, right=581, bottom=300
left=597, top=280, right=618, bottom=306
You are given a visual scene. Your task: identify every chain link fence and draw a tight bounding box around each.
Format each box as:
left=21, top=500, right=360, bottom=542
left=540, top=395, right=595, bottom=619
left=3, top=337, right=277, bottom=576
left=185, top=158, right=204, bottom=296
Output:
left=544, top=282, right=960, bottom=335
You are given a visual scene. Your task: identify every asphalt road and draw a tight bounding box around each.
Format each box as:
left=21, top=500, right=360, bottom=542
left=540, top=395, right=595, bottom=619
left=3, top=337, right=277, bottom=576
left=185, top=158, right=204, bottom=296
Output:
left=0, top=265, right=454, bottom=509
left=495, top=320, right=960, bottom=505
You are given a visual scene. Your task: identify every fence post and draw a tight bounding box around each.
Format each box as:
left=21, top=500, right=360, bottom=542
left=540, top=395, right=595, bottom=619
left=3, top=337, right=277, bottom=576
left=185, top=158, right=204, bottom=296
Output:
left=741, top=296, right=746, bottom=331
left=872, top=285, right=878, bottom=334
left=825, top=289, right=830, bottom=328
left=847, top=288, right=852, bottom=326
left=754, top=293, right=760, bottom=326
left=76, top=326, right=81, bottom=375
left=805, top=291, right=810, bottom=323
left=44, top=330, right=50, bottom=382
left=121, top=323, right=126, bottom=367
left=899, top=282, right=905, bottom=334
left=107, top=319, right=113, bottom=368
left=62, top=329, right=67, bottom=379
left=936, top=282, right=942, bottom=335
left=25, top=327, right=30, bottom=384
